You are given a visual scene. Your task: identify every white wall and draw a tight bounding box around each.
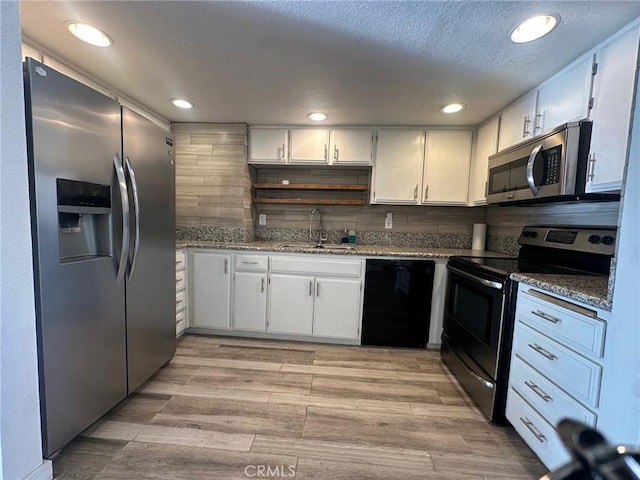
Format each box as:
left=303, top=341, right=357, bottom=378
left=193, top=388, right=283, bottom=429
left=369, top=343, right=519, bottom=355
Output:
left=598, top=56, right=640, bottom=445
left=0, top=1, right=52, bottom=479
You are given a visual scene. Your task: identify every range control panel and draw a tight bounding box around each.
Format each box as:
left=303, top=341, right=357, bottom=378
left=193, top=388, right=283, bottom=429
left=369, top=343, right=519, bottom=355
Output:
left=519, top=225, right=617, bottom=255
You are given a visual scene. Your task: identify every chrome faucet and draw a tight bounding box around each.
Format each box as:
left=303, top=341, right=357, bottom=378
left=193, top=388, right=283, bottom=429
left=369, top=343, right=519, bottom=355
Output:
left=309, top=208, right=326, bottom=244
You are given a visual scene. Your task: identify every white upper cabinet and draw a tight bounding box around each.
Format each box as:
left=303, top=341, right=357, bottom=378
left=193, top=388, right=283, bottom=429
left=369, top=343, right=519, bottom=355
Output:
left=587, top=24, right=640, bottom=193
left=536, top=55, right=593, bottom=135
left=249, top=127, right=288, bottom=164
left=289, top=128, right=330, bottom=164
left=371, top=130, right=425, bottom=204
left=498, top=91, right=538, bottom=152
left=422, top=130, right=472, bottom=205
left=470, top=118, right=499, bottom=205
left=329, top=129, right=374, bottom=165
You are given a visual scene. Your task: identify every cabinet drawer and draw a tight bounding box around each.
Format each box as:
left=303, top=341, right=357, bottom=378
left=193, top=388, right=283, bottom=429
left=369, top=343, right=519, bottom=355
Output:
left=510, top=355, right=597, bottom=428
left=518, top=289, right=605, bottom=357
left=176, top=269, right=185, bottom=292
left=271, top=256, right=361, bottom=276
left=513, top=322, right=602, bottom=407
left=176, top=310, right=186, bottom=336
left=506, top=388, right=570, bottom=470
left=176, top=250, right=186, bottom=271
left=234, top=254, right=268, bottom=271
left=176, top=290, right=186, bottom=314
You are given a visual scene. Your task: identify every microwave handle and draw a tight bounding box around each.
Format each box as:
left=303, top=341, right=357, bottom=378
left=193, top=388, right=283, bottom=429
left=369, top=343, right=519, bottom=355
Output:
left=526, top=144, right=543, bottom=196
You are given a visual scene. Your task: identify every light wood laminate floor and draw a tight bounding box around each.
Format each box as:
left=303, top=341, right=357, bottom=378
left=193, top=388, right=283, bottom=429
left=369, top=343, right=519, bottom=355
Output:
left=53, top=335, right=546, bottom=479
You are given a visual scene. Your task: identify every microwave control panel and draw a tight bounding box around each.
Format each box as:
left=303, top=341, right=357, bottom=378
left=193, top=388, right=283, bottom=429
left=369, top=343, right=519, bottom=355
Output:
left=543, top=145, right=562, bottom=185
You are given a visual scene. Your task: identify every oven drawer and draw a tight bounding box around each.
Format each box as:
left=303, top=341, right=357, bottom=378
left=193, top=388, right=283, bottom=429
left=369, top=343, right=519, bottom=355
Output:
left=513, top=321, right=602, bottom=408
left=518, top=289, right=605, bottom=358
left=506, top=387, right=571, bottom=470
left=509, top=355, right=597, bottom=428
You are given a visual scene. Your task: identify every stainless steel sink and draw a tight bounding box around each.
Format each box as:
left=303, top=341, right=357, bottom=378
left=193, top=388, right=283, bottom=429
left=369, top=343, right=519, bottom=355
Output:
left=279, top=243, right=357, bottom=250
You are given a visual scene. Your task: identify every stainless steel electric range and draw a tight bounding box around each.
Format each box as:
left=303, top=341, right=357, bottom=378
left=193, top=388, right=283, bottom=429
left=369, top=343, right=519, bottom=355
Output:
left=441, top=225, right=616, bottom=422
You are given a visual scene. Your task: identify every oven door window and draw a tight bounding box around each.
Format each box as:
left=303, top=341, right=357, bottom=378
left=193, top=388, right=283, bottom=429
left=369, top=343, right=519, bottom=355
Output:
left=444, top=272, right=504, bottom=378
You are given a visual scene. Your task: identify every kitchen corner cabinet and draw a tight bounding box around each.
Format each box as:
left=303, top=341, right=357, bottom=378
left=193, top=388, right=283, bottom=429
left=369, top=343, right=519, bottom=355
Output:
left=422, top=130, right=472, bottom=205
left=586, top=24, right=640, bottom=193
left=498, top=91, right=538, bottom=152
left=232, top=254, right=268, bottom=332
left=289, top=128, right=330, bottom=164
left=248, top=127, right=288, bottom=164
left=329, top=129, right=374, bottom=165
left=371, top=129, right=425, bottom=204
left=470, top=117, right=499, bottom=205
left=188, top=251, right=231, bottom=330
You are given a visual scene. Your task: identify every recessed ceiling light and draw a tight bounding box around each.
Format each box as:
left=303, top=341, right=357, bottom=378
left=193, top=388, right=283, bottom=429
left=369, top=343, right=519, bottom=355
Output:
left=66, top=21, right=112, bottom=47
left=440, top=103, right=466, bottom=114
left=171, top=98, right=194, bottom=109
left=307, top=112, right=328, bottom=121
left=510, top=14, right=559, bottom=44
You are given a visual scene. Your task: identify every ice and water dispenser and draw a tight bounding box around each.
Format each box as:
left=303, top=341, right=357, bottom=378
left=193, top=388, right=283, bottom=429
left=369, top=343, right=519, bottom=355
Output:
left=56, top=178, right=112, bottom=262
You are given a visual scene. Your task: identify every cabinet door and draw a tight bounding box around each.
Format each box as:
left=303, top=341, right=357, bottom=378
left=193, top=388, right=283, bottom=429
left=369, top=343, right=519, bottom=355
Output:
left=249, top=128, right=288, bottom=164
left=422, top=130, right=472, bottom=205
left=188, top=252, right=231, bottom=330
left=371, top=130, right=424, bottom=204
left=587, top=25, right=640, bottom=193
left=313, top=277, right=361, bottom=339
left=498, top=92, right=537, bottom=151
left=470, top=118, right=499, bottom=205
left=329, top=129, right=373, bottom=165
left=232, top=271, right=267, bottom=332
left=267, top=273, right=314, bottom=335
left=289, top=129, right=329, bottom=164
left=536, top=55, right=593, bottom=135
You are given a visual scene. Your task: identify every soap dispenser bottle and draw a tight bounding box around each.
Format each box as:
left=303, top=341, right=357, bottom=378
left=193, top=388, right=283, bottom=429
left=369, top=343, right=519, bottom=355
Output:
left=341, top=227, right=349, bottom=244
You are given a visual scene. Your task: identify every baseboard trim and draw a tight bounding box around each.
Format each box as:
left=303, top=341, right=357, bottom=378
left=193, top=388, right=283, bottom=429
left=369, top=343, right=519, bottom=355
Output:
left=23, top=460, right=53, bottom=480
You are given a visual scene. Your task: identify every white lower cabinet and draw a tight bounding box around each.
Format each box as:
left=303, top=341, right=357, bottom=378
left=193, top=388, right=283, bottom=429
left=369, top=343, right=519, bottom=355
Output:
left=267, top=257, right=363, bottom=340
left=267, top=273, right=315, bottom=335
left=188, top=251, right=231, bottom=330
left=232, top=271, right=267, bottom=332
left=507, top=283, right=609, bottom=470
left=313, top=277, right=361, bottom=339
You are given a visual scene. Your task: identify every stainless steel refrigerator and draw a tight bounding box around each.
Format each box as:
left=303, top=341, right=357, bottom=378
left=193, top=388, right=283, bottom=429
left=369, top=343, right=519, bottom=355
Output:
left=24, top=58, right=176, bottom=458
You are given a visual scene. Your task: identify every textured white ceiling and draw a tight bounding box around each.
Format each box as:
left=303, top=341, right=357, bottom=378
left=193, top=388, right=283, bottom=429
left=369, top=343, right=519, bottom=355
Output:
left=19, top=1, right=640, bottom=126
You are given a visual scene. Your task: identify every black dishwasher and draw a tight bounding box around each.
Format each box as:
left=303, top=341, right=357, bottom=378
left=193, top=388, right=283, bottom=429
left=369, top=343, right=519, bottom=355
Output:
left=361, top=259, right=435, bottom=348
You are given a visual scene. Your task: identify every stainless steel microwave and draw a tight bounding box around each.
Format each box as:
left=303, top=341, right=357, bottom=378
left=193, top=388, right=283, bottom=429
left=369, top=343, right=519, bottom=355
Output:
left=486, top=122, right=592, bottom=205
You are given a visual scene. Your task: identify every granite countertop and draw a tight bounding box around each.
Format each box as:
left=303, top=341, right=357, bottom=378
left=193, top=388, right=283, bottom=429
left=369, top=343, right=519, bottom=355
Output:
left=510, top=272, right=611, bottom=311
left=176, top=240, right=512, bottom=259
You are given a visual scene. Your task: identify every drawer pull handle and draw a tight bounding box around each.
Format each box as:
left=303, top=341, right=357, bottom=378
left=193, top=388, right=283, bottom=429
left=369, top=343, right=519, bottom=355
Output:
left=524, top=380, right=552, bottom=402
left=532, top=310, right=561, bottom=324
left=528, top=343, right=557, bottom=361
left=242, top=261, right=259, bottom=265
left=261, top=277, right=265, bottom=293
left=519, top=417, right=546, bottom=443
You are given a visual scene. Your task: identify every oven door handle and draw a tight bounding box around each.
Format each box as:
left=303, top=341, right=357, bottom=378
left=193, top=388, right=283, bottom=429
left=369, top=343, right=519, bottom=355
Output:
left=526, top=144, right=543, bottom=196
left=447, top=265, right=504, bottom=290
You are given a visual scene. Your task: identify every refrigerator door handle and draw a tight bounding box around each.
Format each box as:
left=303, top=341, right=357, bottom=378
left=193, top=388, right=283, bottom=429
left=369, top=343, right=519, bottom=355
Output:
left=125, top=156, right=141, bottom=282
left=113, top=153, right=130, bottom=284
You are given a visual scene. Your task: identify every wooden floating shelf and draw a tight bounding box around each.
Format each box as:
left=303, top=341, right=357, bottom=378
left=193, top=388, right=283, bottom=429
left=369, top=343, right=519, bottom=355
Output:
left=253, top=183, right=367, bottom=191
left=253, top=198, right=367, bottom=206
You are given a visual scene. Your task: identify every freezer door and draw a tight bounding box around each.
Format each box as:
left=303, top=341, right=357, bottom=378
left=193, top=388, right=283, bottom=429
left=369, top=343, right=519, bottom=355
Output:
left=122, top=107, right=176, bottom=393
left=24, top=58, right=127, bottom=457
